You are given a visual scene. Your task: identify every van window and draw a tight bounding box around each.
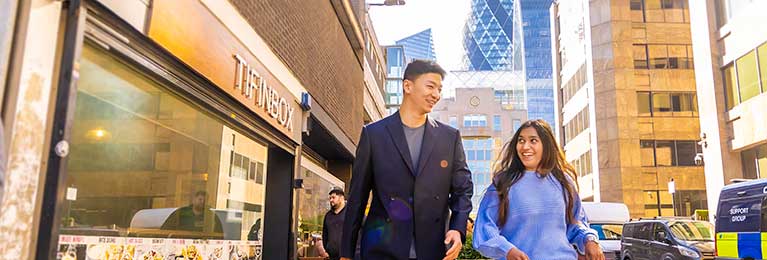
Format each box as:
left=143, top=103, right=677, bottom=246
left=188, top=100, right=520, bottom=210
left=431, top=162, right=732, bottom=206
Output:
left=653, top=223, right=667, bottom=241
left=669, top=221, right=714, bottom=241
left=635, top=223, right=654, bottom=240
left=591, top=224, right=623, bottom=240
left=717, top=196, right=762, bottom=232
left=761, top=197, right=767, bottom=231
left=623, top=224, right=634, bottom=238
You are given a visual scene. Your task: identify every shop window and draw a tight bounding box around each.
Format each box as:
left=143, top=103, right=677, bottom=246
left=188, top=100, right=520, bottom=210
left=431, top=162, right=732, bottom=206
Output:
left=61, top=43, right=268, bottom=245
left=296, top=163, right=344, bottom=258
left=737, top=50, right=760, bottom=103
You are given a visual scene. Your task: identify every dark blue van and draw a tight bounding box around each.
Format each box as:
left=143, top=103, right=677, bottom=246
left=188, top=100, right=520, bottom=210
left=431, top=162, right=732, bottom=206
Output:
left=715, top=178, right=767, bottom=259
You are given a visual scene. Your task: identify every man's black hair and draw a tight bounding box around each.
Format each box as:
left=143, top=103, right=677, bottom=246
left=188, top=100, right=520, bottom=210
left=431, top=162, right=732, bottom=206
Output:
left=403, top=59, right=446, bottom=81
left=329, top=188, right=345, bottom=197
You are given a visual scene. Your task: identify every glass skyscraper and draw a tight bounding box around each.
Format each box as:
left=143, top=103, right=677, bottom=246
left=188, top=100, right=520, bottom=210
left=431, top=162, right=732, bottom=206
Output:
left=462, top=0, right=556, bottom=128
left=520, top=0, right=555, bottom=127
left=384, top=29, right=437, bottom=115
left=395, top=28, right=436, bottom=62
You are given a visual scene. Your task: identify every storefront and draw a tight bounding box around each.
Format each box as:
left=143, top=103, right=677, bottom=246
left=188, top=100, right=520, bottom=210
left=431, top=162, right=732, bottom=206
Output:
left=33, top=1, right=319, bottom=259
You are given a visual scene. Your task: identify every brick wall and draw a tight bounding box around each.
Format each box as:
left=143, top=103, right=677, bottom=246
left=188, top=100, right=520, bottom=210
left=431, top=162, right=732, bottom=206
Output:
left=229, top=0, right=364, bottom=144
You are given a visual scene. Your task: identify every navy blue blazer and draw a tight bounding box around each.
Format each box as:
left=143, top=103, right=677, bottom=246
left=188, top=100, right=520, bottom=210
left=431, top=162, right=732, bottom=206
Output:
left=341, top=112, right=473, bottom=260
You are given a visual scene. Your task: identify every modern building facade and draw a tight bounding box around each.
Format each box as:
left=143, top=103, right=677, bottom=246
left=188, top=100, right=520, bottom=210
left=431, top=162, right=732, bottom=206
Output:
left=430, top=87, right=527, bottom=216
left=0, top=0, right=378, bottom=259
left=362, top=12, right=388, bottom=124
left=463, top=0, right=555, bottom=127
left=551, top=0, right=706, bottom=218
left=688, top=0, right=767, bottom=220
left=384, top=29, right=438, bottom=115
left=520, top=0, right=557, bottom=127
left=395, top=28, right=437, bottom=62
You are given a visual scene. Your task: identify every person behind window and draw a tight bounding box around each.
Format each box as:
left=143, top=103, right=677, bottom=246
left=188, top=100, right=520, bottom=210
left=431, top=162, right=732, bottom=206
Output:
left=323, top=188, right=346, bottom=260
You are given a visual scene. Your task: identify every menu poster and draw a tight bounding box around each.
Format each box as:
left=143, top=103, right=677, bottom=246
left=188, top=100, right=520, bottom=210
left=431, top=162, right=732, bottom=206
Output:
left=229, top=241, right=261, bottom=260
left=205, top=240, right=229, bottom=260
left=57, top=244, right=87, bottom=260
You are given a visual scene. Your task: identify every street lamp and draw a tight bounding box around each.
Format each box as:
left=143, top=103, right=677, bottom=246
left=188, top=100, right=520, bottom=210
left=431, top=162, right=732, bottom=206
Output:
left=368, top=0, right=406, bottom=6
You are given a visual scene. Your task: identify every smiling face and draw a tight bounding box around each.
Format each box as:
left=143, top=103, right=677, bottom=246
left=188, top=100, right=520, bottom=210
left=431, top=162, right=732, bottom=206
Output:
left=403, top=72, right=442, bottom=115
left=516, top=127, right=543, bottom=172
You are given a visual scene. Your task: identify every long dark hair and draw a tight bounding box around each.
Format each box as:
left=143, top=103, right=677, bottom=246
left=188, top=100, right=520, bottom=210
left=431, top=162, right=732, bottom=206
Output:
left=492, top=119, right=580, bottom=227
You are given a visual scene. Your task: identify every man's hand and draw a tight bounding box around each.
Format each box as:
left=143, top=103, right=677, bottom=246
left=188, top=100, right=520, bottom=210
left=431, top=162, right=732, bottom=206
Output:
left=442, top=230, right=462, bottom=260
left=506, top=247, right=529, bottom=260
left=583, top=241, right=605, bottom=260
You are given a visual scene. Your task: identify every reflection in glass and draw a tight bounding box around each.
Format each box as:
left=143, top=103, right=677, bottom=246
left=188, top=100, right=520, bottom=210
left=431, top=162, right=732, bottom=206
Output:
left=61, top=43, right=267, bottom=249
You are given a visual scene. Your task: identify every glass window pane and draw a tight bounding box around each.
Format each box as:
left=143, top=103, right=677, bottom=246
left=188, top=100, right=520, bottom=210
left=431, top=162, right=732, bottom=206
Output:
left=656, top=141, right=677, bottom=166
left=649, top=45, right=669, bottom=69
left=468, top=151, right=476, bottom=160
left=724, top=64, right=739, bottom=110
left=737, top=50, right=760, bottom=102
left=645, top=0, right=665, bottom=22
left=634, top=45, right=648, bottom=69
left=668, top=45, right=687, bottom=69
left=676, top=141, right=697, bottom=166
left=653, top=93, right=672, bottom=114
left=638, top=92, right=651, bottom=116
left=759, top=43, right=767, bottom=93
left=62, top=44, right=270, bottom=243
left=641, top=140, right=656, bottom=167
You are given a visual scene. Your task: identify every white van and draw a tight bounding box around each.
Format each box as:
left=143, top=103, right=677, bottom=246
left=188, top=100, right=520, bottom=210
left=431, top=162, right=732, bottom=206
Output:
left=581, top=202, right=630, bottom=260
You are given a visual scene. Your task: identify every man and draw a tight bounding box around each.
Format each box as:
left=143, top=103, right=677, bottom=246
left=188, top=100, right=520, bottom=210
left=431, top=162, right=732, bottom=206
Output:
left=322, top=188, right=347, bottom=260
left=341, top=60, right=473, bottom=260
left=162, top=191, right=221, bottom=234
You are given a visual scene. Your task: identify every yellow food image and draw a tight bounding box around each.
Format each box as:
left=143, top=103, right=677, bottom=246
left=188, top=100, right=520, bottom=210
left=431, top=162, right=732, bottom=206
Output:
left=181, top=245, right=202, bottom=260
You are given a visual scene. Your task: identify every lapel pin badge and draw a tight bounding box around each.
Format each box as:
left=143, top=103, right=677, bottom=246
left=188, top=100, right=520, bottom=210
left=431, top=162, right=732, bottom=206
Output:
left=440, top=160, right=448, bottom=168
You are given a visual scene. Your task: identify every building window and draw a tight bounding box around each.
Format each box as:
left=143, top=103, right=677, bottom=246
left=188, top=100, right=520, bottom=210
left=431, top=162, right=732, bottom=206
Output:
left=638, top=45, right=694, bottom=70
left=724, top=64, right=739, bottom=110
left=736, top=50, right=760, bottom=102
left=640, top=140, right=703, bottom=167
left=463, top=114, right=487, bottom=127
left=513, top=119, right=522, bottom=132
left=641, top=140, right=656, bottom=166
left=637, top=91, right=652, bottom=116
left=493, top=115, right=502, bottom=131
left=724, top=42, right=767, bottom=110
left=760, top=43, right=767, bottom=93
left=634, top=44, right=649, bottom=69
left=741, top=144, right=767, bottom=179
left=568, top=151, right=593, bottom=177
left=631, top=0, right=646, bottom=22
left=643, top=0, right=688, bottom=23
left=638, top=91, right=697, bottom=117
left=449, top=116, right=458, bottom=128
left=563, top=108, right=589, bottom=143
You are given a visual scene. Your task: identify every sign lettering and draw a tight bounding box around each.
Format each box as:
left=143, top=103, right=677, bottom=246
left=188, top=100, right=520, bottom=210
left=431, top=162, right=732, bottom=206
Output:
left=234, top=54, right=295, bottom=131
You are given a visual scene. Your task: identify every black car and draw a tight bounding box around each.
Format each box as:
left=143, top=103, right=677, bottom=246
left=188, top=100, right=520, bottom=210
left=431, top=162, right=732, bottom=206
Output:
left=621, top=218, right=715, bottom=260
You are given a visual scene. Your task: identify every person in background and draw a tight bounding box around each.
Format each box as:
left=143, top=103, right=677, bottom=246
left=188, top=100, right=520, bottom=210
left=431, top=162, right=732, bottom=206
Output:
left=322, top=188, right=346, bottom=260
left=472, top=120, right=604, bottom=260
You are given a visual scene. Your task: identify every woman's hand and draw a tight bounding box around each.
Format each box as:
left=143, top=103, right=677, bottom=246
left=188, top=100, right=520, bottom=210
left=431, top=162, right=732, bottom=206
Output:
left=583, top=241, right=605, bottom=260
left=506, top=247, right=529, bottom=260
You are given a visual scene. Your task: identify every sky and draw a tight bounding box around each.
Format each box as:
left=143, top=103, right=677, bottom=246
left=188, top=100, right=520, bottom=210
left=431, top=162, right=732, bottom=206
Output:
left=368, top=0, right=471, bottom=71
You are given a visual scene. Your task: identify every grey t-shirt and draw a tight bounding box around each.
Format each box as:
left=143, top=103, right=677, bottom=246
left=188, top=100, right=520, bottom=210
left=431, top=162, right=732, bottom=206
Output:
left=402, top=122, right=425, bottom=258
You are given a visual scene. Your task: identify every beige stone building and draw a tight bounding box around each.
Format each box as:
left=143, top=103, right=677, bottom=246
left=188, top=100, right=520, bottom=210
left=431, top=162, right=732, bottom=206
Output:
left=430, top=87, right=527, bottom=216
left=551, top=0, right=706, bottom=218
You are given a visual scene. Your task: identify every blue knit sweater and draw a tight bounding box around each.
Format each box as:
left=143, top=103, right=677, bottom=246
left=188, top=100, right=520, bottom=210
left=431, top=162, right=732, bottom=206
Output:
left=472, top=171, right=598, bottom=260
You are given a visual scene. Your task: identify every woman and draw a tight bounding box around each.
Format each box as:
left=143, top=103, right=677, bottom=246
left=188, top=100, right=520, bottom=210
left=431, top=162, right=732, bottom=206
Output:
left=472, top=120, right=604, bottom=260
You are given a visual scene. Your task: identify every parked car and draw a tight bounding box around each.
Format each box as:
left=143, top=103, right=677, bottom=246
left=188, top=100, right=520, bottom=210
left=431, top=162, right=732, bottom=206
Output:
left=621, top=217, right=714, bottom=260
left=582, top=202, right=630, bottom=260
left=714, top=178, right=767, bottom=260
